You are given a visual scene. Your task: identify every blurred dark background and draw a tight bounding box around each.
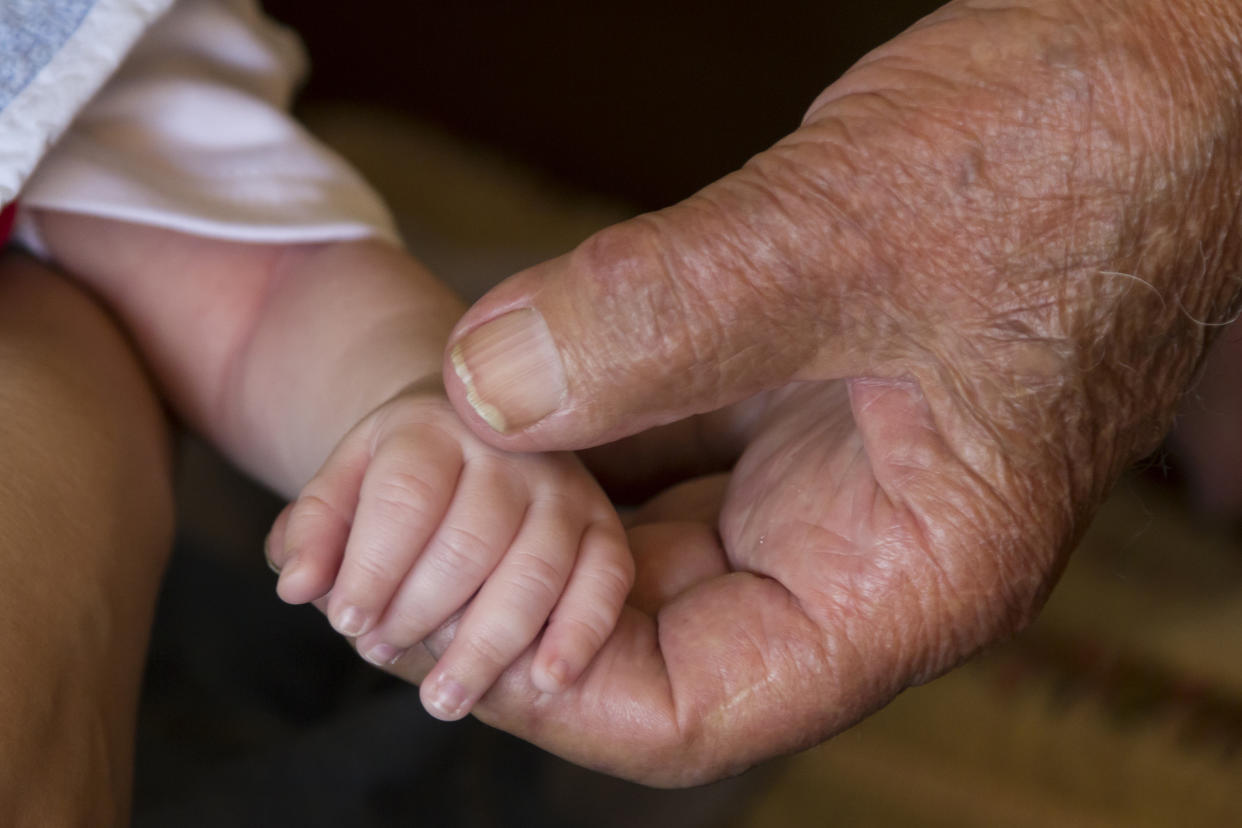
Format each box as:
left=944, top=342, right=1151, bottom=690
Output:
left=263, top=0, right=942, bottom=208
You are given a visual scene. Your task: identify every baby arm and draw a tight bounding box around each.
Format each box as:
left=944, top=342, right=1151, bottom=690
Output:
left=33, top=211, right=633, bottom=719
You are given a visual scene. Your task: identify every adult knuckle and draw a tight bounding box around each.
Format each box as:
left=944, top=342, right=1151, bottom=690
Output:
left=573, top=218, right=736, bottom=392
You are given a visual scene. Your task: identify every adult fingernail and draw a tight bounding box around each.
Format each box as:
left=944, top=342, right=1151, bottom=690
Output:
left=450, top=308, right=566, bottom=433
left=424, top=676, right=469, bottom=720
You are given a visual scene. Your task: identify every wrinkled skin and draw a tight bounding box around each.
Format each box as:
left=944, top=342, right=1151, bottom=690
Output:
left=306, top=0, right=1242, bottom=785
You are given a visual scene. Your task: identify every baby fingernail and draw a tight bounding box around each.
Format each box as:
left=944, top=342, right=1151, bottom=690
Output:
left=264, top=536, right=282, bottom=575
left=451, top=308, right=566, bottom=434
left=333, top=606, right=369, bottom=637
left=274, top=556, right=303, bottom=601
left=547, top=659, right=570, bottom=690
left=362, top=642, right=402, bottom=666
left=424, top=677, right=468, bottom=720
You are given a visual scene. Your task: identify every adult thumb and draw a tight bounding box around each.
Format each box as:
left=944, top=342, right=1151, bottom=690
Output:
left=442, top=139, right=886, bottom=452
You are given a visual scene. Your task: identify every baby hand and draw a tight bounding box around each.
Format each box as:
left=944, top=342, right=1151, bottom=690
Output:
left=271, top=382, right=634, bottom=720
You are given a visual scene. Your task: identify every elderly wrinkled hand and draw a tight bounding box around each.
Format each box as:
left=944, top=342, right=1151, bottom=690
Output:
left=384, top=0, right=1242, bottom=785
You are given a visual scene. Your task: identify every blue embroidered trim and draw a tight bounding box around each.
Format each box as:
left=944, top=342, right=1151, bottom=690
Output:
left=0, top=0, right=96, bottom=111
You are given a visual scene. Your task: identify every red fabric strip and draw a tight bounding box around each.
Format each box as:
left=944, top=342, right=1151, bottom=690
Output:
left=0, top=203, right=17, bottom=247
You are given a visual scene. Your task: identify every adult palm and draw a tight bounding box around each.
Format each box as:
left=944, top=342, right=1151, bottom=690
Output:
left=402, top=369, right=1067, bottom=785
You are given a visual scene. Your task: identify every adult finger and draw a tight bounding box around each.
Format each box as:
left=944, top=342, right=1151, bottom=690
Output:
left=445, top=0, right=1242, bottom=461
left=441, top=155, right=878, bottom=452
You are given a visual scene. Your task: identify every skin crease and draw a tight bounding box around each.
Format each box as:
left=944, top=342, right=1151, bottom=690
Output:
left=268, top=0, right=1242, bottom=786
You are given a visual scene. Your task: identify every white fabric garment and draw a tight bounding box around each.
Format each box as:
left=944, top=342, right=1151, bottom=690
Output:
left=0, top=0, right=175, bottom=204
left=14, top=0, right=398, bottom=250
